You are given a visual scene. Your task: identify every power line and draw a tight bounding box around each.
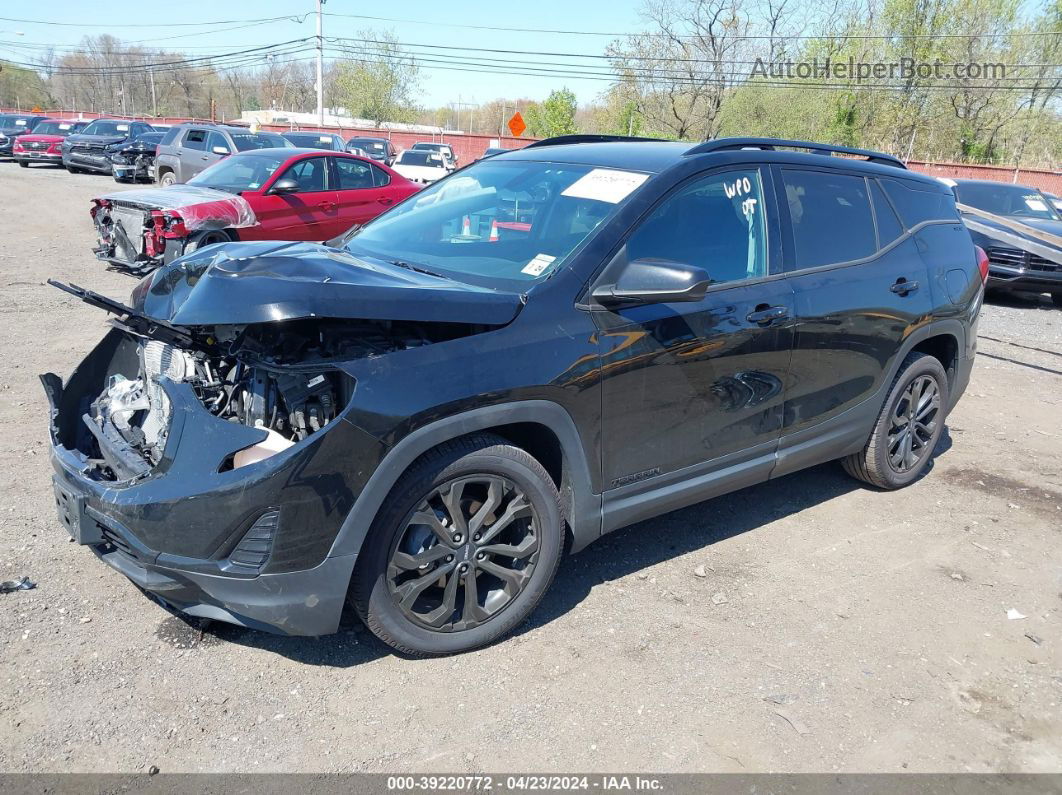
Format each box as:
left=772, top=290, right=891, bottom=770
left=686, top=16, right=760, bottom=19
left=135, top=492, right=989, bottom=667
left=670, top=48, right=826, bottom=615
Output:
left=0, top=14, right=309, bottom=28
left=322, top=11, right=1062, bottom=39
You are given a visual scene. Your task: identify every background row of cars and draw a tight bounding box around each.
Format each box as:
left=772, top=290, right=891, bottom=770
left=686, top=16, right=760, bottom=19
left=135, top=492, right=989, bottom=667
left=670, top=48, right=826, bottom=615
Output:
left=0, top=112, right=462, bottom=186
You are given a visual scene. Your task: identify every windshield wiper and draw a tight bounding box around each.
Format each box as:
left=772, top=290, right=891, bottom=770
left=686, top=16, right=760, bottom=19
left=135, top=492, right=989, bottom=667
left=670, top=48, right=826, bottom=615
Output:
left=388, top=259, right=452, bottom=280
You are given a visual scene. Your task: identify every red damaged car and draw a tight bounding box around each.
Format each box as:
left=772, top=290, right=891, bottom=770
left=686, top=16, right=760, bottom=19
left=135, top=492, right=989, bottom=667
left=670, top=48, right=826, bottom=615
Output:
left=91, top=148, right=419, bottom=273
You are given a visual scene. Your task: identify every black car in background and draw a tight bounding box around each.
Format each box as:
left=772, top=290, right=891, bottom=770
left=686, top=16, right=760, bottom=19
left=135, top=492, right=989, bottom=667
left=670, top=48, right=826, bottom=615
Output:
left=61, top=118, right=156, bottom=175
left=947, top=178, right=1062, bottom=307
left=110, top=131, right=166, bottom=183
left=345, top=136, right=397, bottom=165
left=281, top=131, right=346, bottom=151
left=46, top=136, right=982, bottom=656
left=0, top=114, right=50, bottom=157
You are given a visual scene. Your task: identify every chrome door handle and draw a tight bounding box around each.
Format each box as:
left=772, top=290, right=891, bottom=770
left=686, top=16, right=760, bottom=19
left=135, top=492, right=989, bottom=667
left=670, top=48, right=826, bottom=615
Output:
left=890, top=278, right=919, bottom=295
left=746, top=305, right=789, bottom=325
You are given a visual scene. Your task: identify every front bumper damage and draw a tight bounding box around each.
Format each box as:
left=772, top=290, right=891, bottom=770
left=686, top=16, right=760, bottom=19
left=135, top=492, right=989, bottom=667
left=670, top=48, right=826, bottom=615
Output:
left=44, top=328, right=383, bottom=636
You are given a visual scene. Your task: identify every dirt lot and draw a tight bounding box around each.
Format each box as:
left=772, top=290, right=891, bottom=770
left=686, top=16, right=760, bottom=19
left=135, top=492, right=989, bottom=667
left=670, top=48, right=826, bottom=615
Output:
left=0, top=163, right=1060, bottom=774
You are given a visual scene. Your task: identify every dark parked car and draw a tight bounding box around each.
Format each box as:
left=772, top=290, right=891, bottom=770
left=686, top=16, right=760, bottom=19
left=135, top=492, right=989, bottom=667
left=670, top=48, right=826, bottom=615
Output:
left=346, top=136, right=396, bottom=165
left=478, top=146, right=510, bottom=160
left=110, top=131, right=166, bottom=183
left=153, top=123, right=289, bottom=186
left=282, top=131, right=346, bottom=151
left=45, top=136, right=982, bottom=656
left=0, top=114, right=50, bottom=157
left=11, top=119, right=86, bottom=167
left=946, top=178, right=1062, bottom=307
left=62, top=118, right=156, bottom=174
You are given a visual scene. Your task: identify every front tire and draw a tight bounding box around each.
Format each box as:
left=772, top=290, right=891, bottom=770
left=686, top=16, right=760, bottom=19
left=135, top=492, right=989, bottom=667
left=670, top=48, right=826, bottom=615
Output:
left=18, top=161, right=28, bottom=168
left=351, top=434, right=564, bottom=656
left=182, top=230, right=230, bottom=254
left=842, top=352, right=949, bottom=489
left=1052, top=293, right=1062, bottom=308
left=158, top=171, right=176, bottom=187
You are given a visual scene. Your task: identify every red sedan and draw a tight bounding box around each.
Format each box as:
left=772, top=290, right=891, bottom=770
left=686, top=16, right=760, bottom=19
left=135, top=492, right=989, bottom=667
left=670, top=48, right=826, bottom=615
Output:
left=91, top=148, right=420, bottom=273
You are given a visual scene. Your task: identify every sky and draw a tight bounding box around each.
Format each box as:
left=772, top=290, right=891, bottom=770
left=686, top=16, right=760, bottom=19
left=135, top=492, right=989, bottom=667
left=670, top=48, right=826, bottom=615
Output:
left=0, top=1, right=648, bottom=109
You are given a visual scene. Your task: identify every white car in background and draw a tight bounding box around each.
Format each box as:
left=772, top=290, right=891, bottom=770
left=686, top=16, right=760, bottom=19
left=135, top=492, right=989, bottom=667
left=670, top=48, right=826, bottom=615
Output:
left=411, top=141, right=458, bottom=170
left=391, top=149, right=450, bottom=185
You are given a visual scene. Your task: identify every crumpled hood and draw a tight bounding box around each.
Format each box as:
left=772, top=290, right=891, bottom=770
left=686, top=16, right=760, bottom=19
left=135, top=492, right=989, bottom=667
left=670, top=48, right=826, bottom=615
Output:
left=134, top=240, right=524, bottom=327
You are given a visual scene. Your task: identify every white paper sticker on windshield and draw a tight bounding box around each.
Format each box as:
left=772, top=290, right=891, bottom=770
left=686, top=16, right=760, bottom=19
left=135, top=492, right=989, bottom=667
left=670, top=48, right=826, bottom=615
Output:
left=562, top=169, right=649, bottom=204
left=116, top=124, right=129, bottom=131
left=1025, top=198, right=1048, bottom=212
left=59, top=123, right=72, bottom=130
left=522, top=253, right=556, bottom=276
left=14, top=120, right=26, bottom=126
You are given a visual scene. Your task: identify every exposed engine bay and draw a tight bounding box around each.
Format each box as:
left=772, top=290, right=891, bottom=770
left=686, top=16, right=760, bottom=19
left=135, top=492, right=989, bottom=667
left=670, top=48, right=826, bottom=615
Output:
left=79, top=317, right=458, bottom=480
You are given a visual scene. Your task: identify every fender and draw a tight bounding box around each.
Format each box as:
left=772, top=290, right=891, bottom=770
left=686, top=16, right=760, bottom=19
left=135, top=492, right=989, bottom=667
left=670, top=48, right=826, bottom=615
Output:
left=327, top=400, right=602, bottom=560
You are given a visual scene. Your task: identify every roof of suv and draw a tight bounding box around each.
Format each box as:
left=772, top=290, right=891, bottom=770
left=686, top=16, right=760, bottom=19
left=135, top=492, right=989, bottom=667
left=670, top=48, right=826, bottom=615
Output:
left=498, top=135, right=942, bottom=188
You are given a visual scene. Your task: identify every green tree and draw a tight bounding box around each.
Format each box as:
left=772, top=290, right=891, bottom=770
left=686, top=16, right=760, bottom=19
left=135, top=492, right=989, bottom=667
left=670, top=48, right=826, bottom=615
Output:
left=526, top=88, right=579, bottom=137
left=333, top=30, right=421, bottom=126
left=0, top=61, right=53, bottom=109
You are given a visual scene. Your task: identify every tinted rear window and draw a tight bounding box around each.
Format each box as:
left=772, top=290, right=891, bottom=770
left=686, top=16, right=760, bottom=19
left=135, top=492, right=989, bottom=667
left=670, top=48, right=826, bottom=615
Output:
left=352, top=139, right=386, bottom=151
left=881, top=178, right=961, bottom=227
left=398, top=151, right=444, bottom=167
left=783, top=170, right=877, bottom=269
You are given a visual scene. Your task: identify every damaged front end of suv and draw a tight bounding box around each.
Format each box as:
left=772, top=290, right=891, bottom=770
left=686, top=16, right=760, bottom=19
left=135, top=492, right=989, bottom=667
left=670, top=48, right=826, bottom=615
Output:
left=43, top=241, right=521, bottom=635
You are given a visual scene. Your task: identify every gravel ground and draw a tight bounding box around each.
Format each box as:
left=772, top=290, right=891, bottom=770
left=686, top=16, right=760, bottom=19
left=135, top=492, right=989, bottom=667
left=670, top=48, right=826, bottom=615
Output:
left=0, top=164, right=1060, bottom=774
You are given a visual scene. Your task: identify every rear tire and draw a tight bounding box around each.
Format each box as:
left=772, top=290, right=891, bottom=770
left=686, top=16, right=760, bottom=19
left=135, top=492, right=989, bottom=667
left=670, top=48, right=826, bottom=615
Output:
left=158, top=171, right=176, bottom=187
left=1052, top=294, right=1062, bottom=308
left=18, top=161, right=28, bottom=168
left=842, top=352, right=949, bottom=490
left=66, top=165, right=81, bottom=174
left=351, top=434, right=564, bottom=656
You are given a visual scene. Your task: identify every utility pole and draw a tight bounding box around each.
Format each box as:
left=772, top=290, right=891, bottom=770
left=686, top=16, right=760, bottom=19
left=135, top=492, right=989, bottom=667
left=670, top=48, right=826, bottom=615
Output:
left=149, top=70, right=158, bottom=118
left=316, top=0, right=326, bottom=126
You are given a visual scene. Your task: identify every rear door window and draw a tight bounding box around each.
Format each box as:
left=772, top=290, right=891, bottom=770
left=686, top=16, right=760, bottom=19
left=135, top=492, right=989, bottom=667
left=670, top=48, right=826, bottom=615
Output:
left=781, top=170, right=876, bottom=269
left=333, top=157, right=375, bottom=190
left=626, top=168, right=769, bottom=285
left=183, top=129, right=207, bottom=150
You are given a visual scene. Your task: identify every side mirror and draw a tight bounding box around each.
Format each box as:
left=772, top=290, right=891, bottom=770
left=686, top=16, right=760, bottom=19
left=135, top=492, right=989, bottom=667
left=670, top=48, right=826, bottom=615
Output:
left=591, top=258, right=711, bottom=308
left=211, top=146, right=230, bottom=155
left=270, top=178, right=300, bottom=194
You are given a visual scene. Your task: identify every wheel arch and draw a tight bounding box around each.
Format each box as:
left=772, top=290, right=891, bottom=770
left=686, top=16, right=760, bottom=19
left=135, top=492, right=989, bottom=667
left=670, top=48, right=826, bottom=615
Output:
left=328, top=401, right=602, bottom=562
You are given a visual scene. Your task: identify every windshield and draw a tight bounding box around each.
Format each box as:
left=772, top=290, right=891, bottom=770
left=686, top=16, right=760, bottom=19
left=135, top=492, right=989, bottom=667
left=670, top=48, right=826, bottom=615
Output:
left=398, top=151, right=445, bottom=167
left=285, top=133, right=335, bottom=148
left=30, top=121, right=79, bottom=136
left=352, top=139, right=386, bottom=152
left=413, top=143, right=447, bottom=153
left=81, top=120, right=132, bottom=136
left=345, top=160, right=649, bottom=288
left=955, top=182, right=1060, bottom=221
left=188, top=152, right=288, bottom=193
left=230, top=132, right=287, bottom=151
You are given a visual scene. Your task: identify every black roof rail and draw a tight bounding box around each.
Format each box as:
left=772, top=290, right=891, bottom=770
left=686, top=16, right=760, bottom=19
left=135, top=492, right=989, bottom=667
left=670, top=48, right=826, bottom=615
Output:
left=686, top=137, right=906, bottom=169
left=525, top=134, right=668, bottom=149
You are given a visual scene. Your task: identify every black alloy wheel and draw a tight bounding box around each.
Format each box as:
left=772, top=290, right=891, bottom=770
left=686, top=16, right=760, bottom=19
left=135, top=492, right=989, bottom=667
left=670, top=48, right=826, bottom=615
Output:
left=842, top=352, right=949, bottom=489
left=886, top=374, right=940, bottom=474
left=352, top=434, right=564, bottom=656
left=387, top=475, right=540, bottom=631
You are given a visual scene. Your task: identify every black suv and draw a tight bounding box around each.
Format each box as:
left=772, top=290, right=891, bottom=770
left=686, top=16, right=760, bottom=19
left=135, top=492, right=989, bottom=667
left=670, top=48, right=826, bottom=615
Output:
left=44, top=136, right=982, bottom=655
left=61, top=118, right=156, bottom=174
